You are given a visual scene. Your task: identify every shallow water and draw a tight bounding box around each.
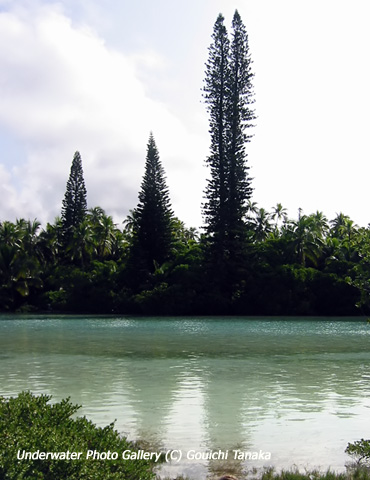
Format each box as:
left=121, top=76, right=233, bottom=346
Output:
left=1, top=315, right=369, bottom=478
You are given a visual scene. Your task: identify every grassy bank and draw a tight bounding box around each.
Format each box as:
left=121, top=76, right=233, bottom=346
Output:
left=164, top=466, right=370, bottom=480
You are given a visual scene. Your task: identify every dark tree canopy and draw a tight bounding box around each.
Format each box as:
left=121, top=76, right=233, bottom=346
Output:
left=61, top=151, right=87, bottom=238
left=0, top=12, right=367, bottom=317
left=131, top=133, right=174, bottom=273
left=203, top=10, right=255, bottom=265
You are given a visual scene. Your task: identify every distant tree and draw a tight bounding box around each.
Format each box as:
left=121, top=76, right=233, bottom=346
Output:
left=202, top=13, right=230, bottom=259
left=0, top=220, right=42, bottom=309
left=61, top=151, right=87, bottom=242
left=87, top=207, right=122, bottom=260
left=246, top=199, right=258, bottom=217
left=271, top=203, right=288, bottom=230
left=130, top=133, right=174, bottom=274
left=227, top=10, right=254, bottom=234
left=203, top=10, right=255, bottom=263
left=251, top=207, right=273, bottom=242
left=202, top=11, right=255, bottom=307
left=38, top=218, right=63, bottom=266
left=330, top=212, right=351, bottom=237
left=288, top=214, right=325, bottom=267
left=311, top=210, right=329, bottom=237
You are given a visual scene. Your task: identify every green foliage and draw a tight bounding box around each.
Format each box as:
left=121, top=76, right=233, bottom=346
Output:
left=0, top=219, right=43, bottom=310
left=42, top=261, right=118, bottom=313
left=346, top=439, right=370, bottom=464
left=260, top=467, right=370, bottom=480
left=203, top=12, right=231, bottom=242
left=0, top=204, right=367, bottom=316
left=0, top=391, right=157, bottom=480
left=203, top=10, right=254, bottom=272
left=161, top=471, right=370, bottom=480
left=129, top=133, right=174, bottom=278
left=61, top=151, right=88, bottom=243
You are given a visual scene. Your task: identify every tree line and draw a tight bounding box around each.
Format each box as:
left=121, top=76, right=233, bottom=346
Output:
left=1, top=11, right=369, bottom=316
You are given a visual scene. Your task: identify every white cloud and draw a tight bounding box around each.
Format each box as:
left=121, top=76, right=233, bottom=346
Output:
left=1, top=0, right=370, bottom=229
left=0, top=2, right=207, bottom=227
left=0, top=164, right=20, bottom=219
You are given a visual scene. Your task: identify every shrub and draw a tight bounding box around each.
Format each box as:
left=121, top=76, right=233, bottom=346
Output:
left=0, top=391, right=157, bottom=479
left=346, top=439, right=370, bottom=464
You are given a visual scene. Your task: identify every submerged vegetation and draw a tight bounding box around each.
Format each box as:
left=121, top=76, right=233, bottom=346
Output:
left=1, top=10, right=369, bottom=316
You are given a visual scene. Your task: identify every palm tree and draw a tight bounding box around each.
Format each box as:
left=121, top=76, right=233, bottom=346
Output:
left=17, top=219, right=42, bottom=259
left=37, top=218, right=63, bottom=265
left=271, top=203, right=288, bottom=231
left=311, top=211, right=329, bottom=239
left=87, top=206, right=105, bottom=225
left=87, top=207, right=123, bottom=260
left=338, top=218, right=357, bottom=243
left=289, top=214, right=324, bottom=267
left=0, top=221, right=22, bottom=248
left=338, top=218, right=359, bottom=261
left=0, top=220, right=42, bottom=308
left=66, top=220, right=93, bottom=266
left=246, top=200, right=258, bottom=219
left=330, top=212, right=351, bottom=238
left=251, top=207, right=273, bottom=242
left=122, top=210, right=136, bottom=241
left=93, top=214, right=118, bottom=259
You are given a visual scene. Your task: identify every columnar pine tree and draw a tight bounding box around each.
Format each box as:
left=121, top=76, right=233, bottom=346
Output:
left=203, top=13, right=230, bottom=259
left=61, top=151, right=87, bottom=241
left=227, top=10, right=255, bottom=244
left=203, top=10, right=255, bottom=265
left=131, top=133, right=174, bottom=274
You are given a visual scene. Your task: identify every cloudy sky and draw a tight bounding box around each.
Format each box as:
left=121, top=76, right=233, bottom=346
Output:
left=0, top=0, right=369, bottom=229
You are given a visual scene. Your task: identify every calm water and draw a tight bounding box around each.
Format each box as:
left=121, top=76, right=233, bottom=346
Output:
left=1, top=315, right=370, bottom=478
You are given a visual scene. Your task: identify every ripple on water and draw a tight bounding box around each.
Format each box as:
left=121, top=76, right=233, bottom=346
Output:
left=0, top=315, right=370, bottom=479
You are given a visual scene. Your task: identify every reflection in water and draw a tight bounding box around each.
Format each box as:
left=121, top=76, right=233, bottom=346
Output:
left=1, top=316, right=370, bottom=478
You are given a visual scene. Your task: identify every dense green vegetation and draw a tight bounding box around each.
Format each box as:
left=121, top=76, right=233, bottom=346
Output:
left=0, top=391, right=159, bottom=480
left=0, top=10, right=369, bottom=315
left=0, top=193, right=367, bottom=315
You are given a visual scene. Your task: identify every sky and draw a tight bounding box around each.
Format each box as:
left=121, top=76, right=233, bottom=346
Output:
left=0, top=0, right=370, bottom=229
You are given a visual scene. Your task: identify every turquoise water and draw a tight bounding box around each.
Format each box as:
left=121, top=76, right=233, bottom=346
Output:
left=1, top=316, right=370, bottom=478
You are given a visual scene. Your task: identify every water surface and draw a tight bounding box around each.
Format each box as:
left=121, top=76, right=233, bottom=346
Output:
left=1, top=315, right=369, bottom=478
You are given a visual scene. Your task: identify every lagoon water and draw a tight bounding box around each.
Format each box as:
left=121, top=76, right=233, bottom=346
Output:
left=1, top=315, right=370, bottom=478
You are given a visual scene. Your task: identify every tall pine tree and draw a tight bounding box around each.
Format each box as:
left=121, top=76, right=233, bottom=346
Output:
left=61, top=151, right=87, bottom=241
left=227, top=10, right=255, bottom=244
left=203, top=13, right=230, bottom=259
left=203, top=10, right=255, bottom=264
left=130, top=133, right=174, bottom=274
